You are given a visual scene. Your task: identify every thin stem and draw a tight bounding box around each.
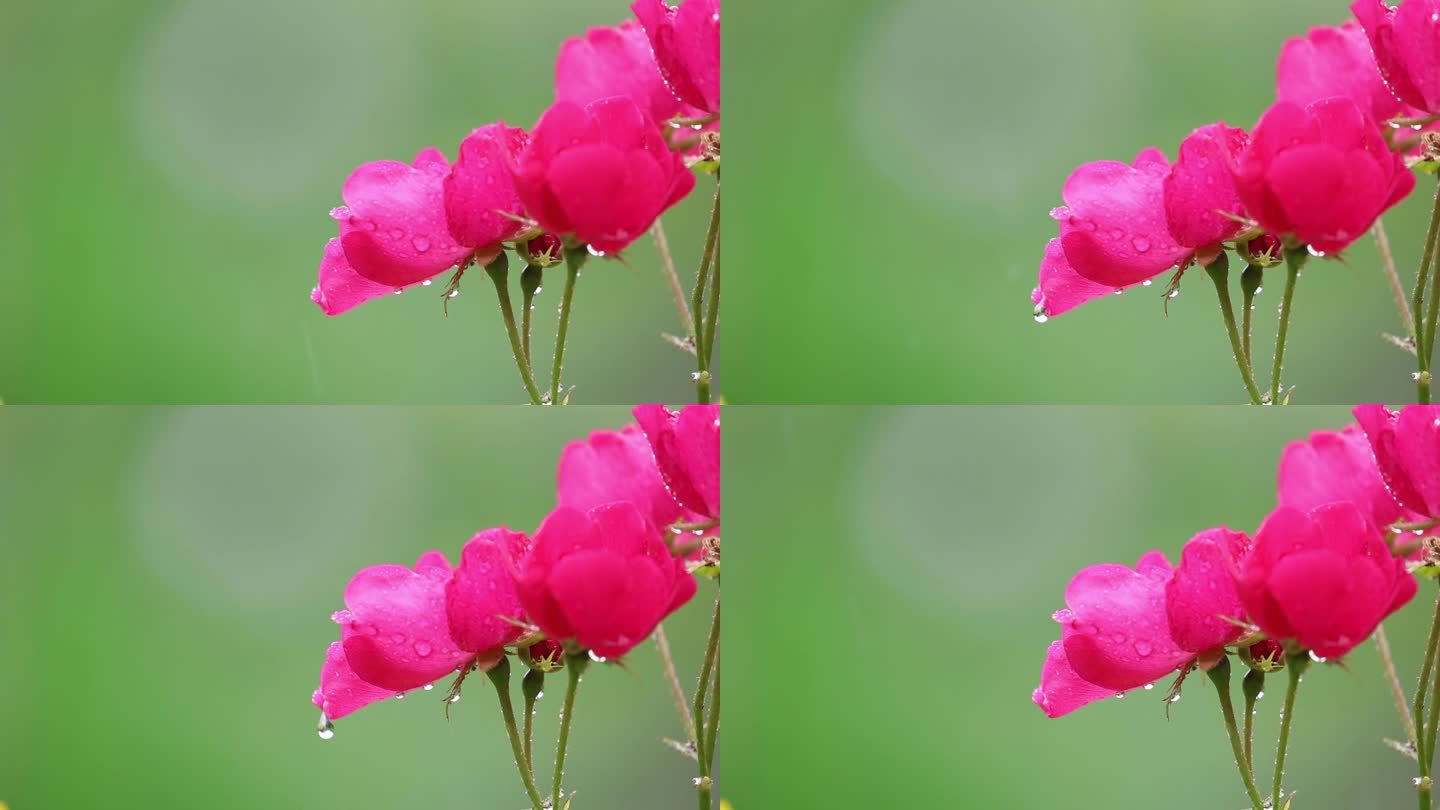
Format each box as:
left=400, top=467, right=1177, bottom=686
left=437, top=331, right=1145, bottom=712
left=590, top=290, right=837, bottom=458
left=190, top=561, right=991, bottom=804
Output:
left=486, top=659, right=545, bottom=810
left=1427, top=235, right=1440, bottom=376
left=1208, top=660, right=1265, bottom=810
left=1377, top=624, right=1418, bottom=746
left=1427, top=634, right=1440, bottom=780
left=692, top=180, right=721, bottom=404
left=1205, top=256, right=1263, bottom=405
left=702, top=246, right=721, bottom=381
left=520, top=264, right=543, bottom=368
left=1271, top=655, right=1310, bottom=809
left=1270, top=249, right=1307, bottom=404
left=655, top=624, right=698, bottom=744
left=1241, top=263, right=1263, bottom=369
left=549, top=250, right=585, bottom=405
left=485, top=255, right=544, bottom=406
left=1414, top=180, right=1440, bottom=404
left=704, top=653, right=720, bottom=774
left=693, top=595, right=722, bottom=778
left=1242, top=667, right=1265, bottom=774
left=522, top=667, right=545, bottom=776
left=652, top=220, right=696, bottom=341
left=551, top=654, right=589, bottom=810
left=1376, top=219, right=1417, bottom=339
left=1415, top=593, right=1440, bottom=772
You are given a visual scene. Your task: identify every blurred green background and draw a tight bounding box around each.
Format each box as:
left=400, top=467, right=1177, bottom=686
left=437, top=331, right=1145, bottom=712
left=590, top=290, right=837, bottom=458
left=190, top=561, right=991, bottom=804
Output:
left=727, top=0, right=1428, bottom=404
left=0, top=406, right=715, bottom=808
left=727, top=406, right=1432, bottom=808
left=0, top=1, right=713, bottom=404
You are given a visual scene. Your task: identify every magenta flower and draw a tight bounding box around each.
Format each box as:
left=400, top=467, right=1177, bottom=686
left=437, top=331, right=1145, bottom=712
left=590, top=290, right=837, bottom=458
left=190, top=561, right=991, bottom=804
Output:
left=1033, top=552, right=1189, bottom=718
left=1233, top=98, right=1414, bottom=254
left=514, top=503, right=697, bottom=659
left=1034, top=124, right=1248, bottom=318
left=556, top=422, right=704, bottom=535
left=311, top=124, right=528, bottom=316
left=1277, top=21, right=1410, bottom=125
left=631, top=0, right=721, bottom=115
left=633, top=403, right=720, bottom=523
left=1278, top=423, right=1420, bottom=532
left=512, top=97, right=696, bottom=254
left=555, top=20, right=699, bottom=128
left=312, top=532, right=531, bottom=723
left=1352, top=0, right=1440, bottom=115
left=1236, top=503, right=1416, bottom=659
left=1355, top=403, right=1440, bottom=519
left=1035, top=529, right=1253, bottom=719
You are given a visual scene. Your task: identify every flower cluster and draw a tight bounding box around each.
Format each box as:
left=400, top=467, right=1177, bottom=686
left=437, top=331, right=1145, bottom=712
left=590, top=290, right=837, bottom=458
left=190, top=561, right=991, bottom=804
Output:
left=309, top=1, right=722, bottom=406
left=1035, top=403, right=1440, bottom=807
left=1032, top=2, right=1440, bottom=407
left=311, top=404, right=720, bottom=807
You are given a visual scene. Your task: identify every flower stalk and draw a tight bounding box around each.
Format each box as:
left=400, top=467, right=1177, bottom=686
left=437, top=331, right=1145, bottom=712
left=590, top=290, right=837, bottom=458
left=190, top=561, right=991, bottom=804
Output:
left=1269, top=249, right=1307, bottom=404
left=549, top=250, right=586, bottom=405
left=1208, top=659, right=1265, bottom=810
left=1205, top=254, right=1263, bottom=405
left=487, top=658, right=546, bottom=810
left=551, top=653, right=590, bottom=810
left=486, top=254, right=545, bottom=406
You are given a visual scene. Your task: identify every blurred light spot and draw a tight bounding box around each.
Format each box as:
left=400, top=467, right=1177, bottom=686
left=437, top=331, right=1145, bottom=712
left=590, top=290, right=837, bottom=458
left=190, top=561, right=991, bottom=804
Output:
left=847, top=0, right=1137, bottom=213
left=849, top=409, right=1137, bottom=614
left=130, top=0, right=419, bottom=205
left=130, top=408, right=418, bottom=615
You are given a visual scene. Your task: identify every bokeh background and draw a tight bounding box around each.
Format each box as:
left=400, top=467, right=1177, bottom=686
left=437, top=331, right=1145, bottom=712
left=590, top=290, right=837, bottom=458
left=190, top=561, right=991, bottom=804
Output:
left=727, top=0, right=1428, bottom=404
left=0, top=406, right=716, bottom=808
left=0, top=1, right=713, bottom=404
left=727, top=406, right=1432, bottom=808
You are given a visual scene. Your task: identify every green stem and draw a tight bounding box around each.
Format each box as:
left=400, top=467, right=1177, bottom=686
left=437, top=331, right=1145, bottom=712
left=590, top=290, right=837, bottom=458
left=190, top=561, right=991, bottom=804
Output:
left=1414, top=180, right=1440, bottom=404
left=1377, top=624, right=1418, bottom=747
left=522, top=666, right=545, bottom=776
left=704, top=655, right=720, bottom=775
left=1241, top=666, right=1265, bottom=774
left=652, top=220, right=697, bottom=341
left=549, top=250, right=585, bottom=405
left=693, top=595, right=721, bottom=795
left=1205, top=255, right=1263, bottom=405
left=1426, top=235, right=1440, bottom=379
left=520, top=263, right=543, bottom=369
left=1416, top=594, right=1440, bottom=773
left=551, top=654, right=589, bottom=810
left=485, top=255, right=544, bottom=406
left=1241, top=263, right=1263, bottom=369
left=655, top=624, right=698, bottom=744
left=1271, top=654, right=1310, bottom=809
left=702, top=249, right=721, bottom=388
left=486, top=658, right=545, bottom=810
left=1270, top=249, right=1307, bottom=404
left=1376, top=219, right=1417, bottom=339
left=1208, top=660, right=1265, bottom=810
left=692, top=179, right=721, bottom=404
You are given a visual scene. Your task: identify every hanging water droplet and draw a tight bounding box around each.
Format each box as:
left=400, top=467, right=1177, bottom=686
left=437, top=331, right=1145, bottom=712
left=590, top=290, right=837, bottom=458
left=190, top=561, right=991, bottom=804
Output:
left=317, top=713, right=335, bottom=740
left=449, top=694, right=462, bottom=704
left=423, top=683, right=434, bottom=691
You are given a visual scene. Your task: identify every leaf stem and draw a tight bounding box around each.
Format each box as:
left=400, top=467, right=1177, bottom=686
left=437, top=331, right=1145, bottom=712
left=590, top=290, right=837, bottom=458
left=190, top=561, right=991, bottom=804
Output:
left=1414, top=180, right=1440, bottom=404
left=1270, top=249, right=1307, bottom=404
left=485, top=254, right=544, bottom=406
left=550, top=250, right=585, bottom=404
left=692, top=179, right=721, bottom=404
left=486, top=658, right=545, bottom=810
left=1205, top=255, right=1263, bottom=405
left=693, top=595, right=721, bottom=810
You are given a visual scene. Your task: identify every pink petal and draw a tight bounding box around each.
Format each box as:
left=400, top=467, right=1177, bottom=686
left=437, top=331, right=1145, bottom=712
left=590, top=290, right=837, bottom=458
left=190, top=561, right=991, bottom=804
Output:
left=633, top=404, right=721, bottom=520
left=445, top=528, right=531, bottom=653
left=311, top=237, right=400, bottom=316
left=1058, top=151, right=1189, bottom=287
left=1165, top=527, right=1250, bottom=653
left=443, top=123, right=528, bottom=249
left=338, top=552, right=472, bottom=692
left=1030, top=237, right=1120, bottom=318
left=1163, top=123, right=1247, bottom=248
left=1059, top=553, right=1190, bottom=691
left=313, top=641, right=399, bottom=721
left=1278, top=424, right=1412, bottom=531
left=1392, top=405, right=1440, bottom=516
left=671, top=0, right=721, bottom=113
left=339, top=152, right=472, bottom=287
left=556, top=423, right=697, bottom=535
left=545, top=143, right=667, bottom=254
left=555, top=20, right=692, bottom=126
left=1278, top=21, right=1407, bottom=124
left=1032, top=639, right=1116, bottom=718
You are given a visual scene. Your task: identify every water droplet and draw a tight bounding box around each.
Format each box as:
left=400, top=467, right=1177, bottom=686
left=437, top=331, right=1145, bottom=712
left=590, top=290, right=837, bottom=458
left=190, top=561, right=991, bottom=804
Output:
left=588, top=650, right=608, bottom=663
left=449, top=694, right=462, bottom=704
left=412, top=236, right=431, bottom=253
left=414, top=641, right=433, bottom=657
left=1143, top=683, right=1155, bottom=691
left=1133, top=640, right=1153, bottom=656
left=317, top=713, right=335, bottom=740
left=1131, top=236, right=1151, bottom=253
left=421, top=279, right=433, bottom=287
left=1141, top=280, right=1153, bottom=287
left=423, top=683, right=434, bottom=691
